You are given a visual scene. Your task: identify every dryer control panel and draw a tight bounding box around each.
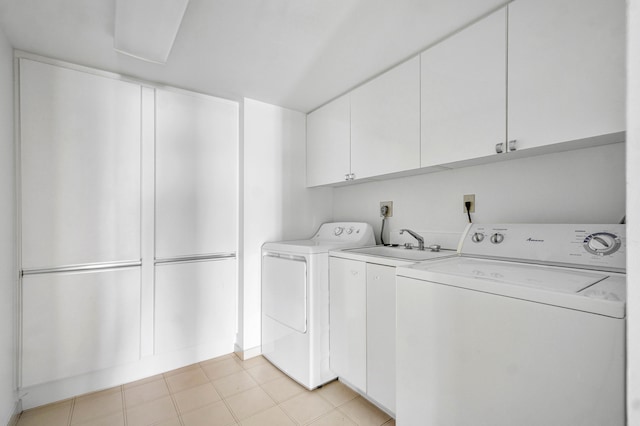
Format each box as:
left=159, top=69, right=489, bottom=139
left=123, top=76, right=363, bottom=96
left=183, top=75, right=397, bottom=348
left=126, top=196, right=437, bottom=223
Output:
left=312, top=222, right=375, bottom=245
left=459, top=223, right=626, bottom=273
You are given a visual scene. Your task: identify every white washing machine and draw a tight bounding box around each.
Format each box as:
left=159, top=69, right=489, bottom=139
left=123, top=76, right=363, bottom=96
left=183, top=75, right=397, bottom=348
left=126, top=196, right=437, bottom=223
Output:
left=396, top=223, right=626, bottom=426
left=261, top=222, right=375, bottom=389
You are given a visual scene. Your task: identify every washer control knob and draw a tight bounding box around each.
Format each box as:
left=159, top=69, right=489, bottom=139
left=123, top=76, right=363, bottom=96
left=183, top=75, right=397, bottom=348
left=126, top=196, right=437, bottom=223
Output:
left=334, top=227, right=344, bottom=236
left=490, top=233, right=504, bottom=244
left=583, top=232, right=621, bottom=256
left=346, top=227, right=354, bottom=235
left=471, top=232, right=485, bottom=243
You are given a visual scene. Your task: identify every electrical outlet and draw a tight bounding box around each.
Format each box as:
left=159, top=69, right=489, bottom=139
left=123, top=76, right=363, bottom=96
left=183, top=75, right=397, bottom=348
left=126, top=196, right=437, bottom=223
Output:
left=380, top=201, right=393, bottom=217
left=463, top=194, right=475, bottom=213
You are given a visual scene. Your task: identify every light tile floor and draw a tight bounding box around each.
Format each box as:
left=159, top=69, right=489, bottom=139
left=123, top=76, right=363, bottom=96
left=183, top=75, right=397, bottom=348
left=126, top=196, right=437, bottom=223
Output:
left=16, top=354, right=396, bottom=426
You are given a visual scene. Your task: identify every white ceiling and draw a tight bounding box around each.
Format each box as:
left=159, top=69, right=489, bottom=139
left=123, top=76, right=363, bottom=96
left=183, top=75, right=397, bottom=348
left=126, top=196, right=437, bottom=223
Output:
left=0, top=0, right=508, bottom=112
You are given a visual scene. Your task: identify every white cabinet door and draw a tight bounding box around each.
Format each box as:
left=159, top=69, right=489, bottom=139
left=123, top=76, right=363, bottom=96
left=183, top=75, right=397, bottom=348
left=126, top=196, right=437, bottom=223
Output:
left=366, top=263, right=396, bottom=413
left=508, top=0, right=625, bottom=150
left=306, top=95, right=351, bottom=186
left=22, top=267, right=141, bottom=387
left=421, top=8, right=506, bottom=167
left=351, top=57, right=420, bottom=180
left=20, top=59, right=141, bottom=269
left=329, top=257, right=367, bottom=391
left=155, top=258, right=237, bottom=355
left=155, top=89, right=238, bottom=259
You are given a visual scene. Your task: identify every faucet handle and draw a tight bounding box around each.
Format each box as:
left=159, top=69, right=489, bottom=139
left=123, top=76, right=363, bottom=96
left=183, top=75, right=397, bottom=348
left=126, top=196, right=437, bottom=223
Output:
left=428, top=244, right=441, bottom=252
left=404, top=242, right=414, bottom=249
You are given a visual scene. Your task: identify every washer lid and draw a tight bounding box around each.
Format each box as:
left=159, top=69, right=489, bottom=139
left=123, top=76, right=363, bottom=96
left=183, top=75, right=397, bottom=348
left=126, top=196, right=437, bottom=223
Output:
left=424, top=258, right=605, bottom=293
left=397, top=257, right=625, bottom=318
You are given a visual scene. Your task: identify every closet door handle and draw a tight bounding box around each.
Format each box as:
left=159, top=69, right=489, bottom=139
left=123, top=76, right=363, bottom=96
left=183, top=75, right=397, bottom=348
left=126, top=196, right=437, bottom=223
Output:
left=495, top=142, right=504, bottom=154
left=508, top=139, right=517, bottom=151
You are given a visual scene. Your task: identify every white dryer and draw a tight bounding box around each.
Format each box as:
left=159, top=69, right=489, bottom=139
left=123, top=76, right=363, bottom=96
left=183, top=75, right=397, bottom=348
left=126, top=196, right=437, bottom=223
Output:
left=262, top=222, right=374, bottom=389
left=396, top=223, right=626, bottom=426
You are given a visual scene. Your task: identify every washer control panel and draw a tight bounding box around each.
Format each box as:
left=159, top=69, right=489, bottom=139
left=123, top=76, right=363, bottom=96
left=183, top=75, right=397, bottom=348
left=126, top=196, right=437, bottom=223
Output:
left=461, top=223, right=626, bottom=273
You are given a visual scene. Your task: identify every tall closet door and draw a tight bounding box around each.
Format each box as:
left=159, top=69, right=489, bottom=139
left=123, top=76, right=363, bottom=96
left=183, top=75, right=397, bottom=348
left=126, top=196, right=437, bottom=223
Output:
left=19, top=59, right=142, bottom=269
left=155, top=89, right=238, bottom=259
left=155, top=259, right=237, bottom=355
left=22, top=267, right=141, bottom=387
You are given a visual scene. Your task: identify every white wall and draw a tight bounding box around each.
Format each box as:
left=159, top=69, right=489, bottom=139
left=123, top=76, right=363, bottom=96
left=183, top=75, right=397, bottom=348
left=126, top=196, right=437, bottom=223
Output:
left=0, top=25, right=17, bottom=425
left=239, top=98, right=332, bottom=354
left=333, top=143, right=625, bottom=242
left=627, top=0, right=640, bottom=423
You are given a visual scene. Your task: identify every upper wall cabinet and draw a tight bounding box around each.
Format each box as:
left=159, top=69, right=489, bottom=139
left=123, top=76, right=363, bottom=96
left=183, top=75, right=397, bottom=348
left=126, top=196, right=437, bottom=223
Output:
left=20, top=59, right=142, bottom=269
left=351, top=56, right=421, bottom=180
left=421, top=8, right=506, bottom=167
left=155, top=89, right=238, bottom=259
left=507, top=0, right=625, bottom=151
left=306, top=94, right=351, bottom=186
left=305, top=0, right=625, bottom=186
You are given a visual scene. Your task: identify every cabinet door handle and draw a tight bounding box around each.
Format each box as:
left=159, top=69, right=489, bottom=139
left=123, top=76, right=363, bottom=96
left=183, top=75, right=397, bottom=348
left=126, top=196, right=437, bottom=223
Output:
left=345, top=173, right=350, bottom=181
left=351, top=270, right=358, bottom=276
left=508, top=139, right=517, bottom=151
left=495, top=142, right=504, bottom=154
left=350, top=173, right=356, bottom=180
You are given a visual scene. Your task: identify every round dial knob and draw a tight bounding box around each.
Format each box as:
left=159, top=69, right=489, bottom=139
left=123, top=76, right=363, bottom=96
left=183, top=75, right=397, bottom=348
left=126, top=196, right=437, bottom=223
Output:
left=346, top=227, right=354, bottom=235
left=583, top=232, right=621, bottom=256
left=334, top=227, right=344, bottom=236
left=471, top=233, right=484, bottom=243
left=490, top=233, right=504, bottom=244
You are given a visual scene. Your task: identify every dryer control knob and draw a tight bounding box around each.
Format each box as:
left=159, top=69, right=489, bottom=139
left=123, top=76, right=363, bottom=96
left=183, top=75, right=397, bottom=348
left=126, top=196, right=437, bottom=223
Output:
left=490, top=233, right=504, bottom=244
left=471, top=232, right=484, bottom=243
left=334, top=227, right=344, bottom=236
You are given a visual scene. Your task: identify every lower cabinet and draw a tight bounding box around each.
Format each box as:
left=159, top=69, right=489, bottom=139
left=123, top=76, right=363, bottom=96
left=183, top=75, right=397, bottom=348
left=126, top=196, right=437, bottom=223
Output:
left=154, top=258, right=237, bottom=355
left=329, top=257, right=396, bottom=413
left=329, top=258, right=367, bottom=390
left=21, top=267, right=141, bottom=387
left=366, top=263, right=396, bottom=413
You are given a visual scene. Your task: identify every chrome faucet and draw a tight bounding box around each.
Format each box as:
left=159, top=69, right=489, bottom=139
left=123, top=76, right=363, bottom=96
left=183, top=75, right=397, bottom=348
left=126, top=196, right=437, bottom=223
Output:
left=399, top=229, right=425, bottom=251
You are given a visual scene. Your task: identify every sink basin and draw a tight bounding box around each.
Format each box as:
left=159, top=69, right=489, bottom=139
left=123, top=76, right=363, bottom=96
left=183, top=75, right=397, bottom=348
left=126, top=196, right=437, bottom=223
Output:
left=344, top=246, right=456, bottom=261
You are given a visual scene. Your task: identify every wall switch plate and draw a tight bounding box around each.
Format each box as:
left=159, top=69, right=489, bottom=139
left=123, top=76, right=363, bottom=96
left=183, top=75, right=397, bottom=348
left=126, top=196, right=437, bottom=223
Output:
left=463, top=194, right=475, bottom=213
left=380, top=201, right=393, bottom=217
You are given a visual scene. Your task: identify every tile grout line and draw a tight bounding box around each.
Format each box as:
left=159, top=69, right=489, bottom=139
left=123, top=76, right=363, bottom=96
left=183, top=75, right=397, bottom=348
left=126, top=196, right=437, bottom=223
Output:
left=259, top=381, right=299, bottom=426
left=239, top=358, right=360, bottom=426
left=237, top=354, right=298, bottom=425
left=219, top=394, right=241, bottom=425
left=255, top=377, right=296, bottom=426
left=164, top=375, right=185, bottom=426
left=201, top=360, right=243, bottom=425
left=67, top=397, right=75, bottom=426
left=120, top=384, right=128, bottom=426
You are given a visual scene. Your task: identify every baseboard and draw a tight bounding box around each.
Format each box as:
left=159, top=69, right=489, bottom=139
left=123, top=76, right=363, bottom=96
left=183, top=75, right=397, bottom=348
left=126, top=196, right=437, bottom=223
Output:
left=6, top=399, right=21, bottom=426
left=233, top=344, right=262, bottom=360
